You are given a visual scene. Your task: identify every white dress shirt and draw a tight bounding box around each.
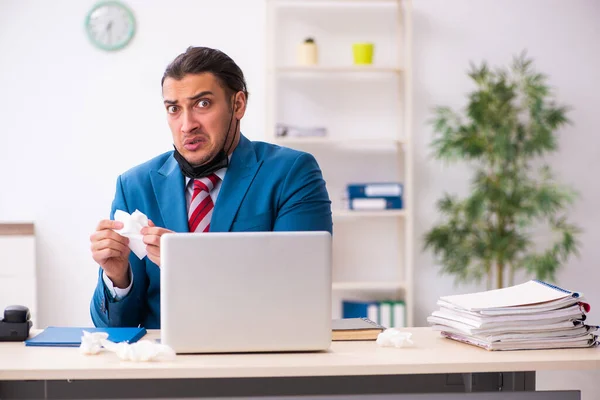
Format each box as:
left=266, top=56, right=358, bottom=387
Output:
left=103, top=166, right=227, bottom=300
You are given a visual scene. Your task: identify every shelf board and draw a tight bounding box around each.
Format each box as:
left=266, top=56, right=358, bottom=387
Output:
left=332, top=281, right=406, bottom=291
left=273, top=0, right=399, bottom=9
left=274, top=137, right=404, bottom=147
left=275, top=66, right=402, bottom=75
left=333, top=209, right=406, bottom=218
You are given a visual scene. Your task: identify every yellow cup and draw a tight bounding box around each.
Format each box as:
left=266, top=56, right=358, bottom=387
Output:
left=352, top=43, right=374, bottom=65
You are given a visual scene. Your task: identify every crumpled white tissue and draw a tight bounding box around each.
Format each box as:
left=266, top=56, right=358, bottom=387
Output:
left=80, top=331, right=107, bottom=355
left=376, top=329, right=414, bottom=348
left=113, top=209, right=149, bottom=259
left=79, top=331, right=176, bottom=361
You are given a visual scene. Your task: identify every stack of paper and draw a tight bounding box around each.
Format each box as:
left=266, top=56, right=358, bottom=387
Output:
left=427, top=280, right=599, bottom=351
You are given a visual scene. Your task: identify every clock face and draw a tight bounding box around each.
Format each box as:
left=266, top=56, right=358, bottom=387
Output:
left=85, top=1, right=136, bottom=51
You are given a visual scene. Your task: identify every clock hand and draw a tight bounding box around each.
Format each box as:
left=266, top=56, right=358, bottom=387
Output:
left=106, top=21, right=113, bottom=44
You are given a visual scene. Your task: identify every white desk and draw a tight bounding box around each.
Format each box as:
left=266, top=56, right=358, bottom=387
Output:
left=1, top=328, right=598, bottom=399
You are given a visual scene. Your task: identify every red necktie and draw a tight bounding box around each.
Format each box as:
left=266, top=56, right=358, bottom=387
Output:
left=188, top=174, right=220, bottom=233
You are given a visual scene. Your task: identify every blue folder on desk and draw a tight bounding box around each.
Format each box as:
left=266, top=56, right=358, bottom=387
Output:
left=25, top=327, right=147, bottom=347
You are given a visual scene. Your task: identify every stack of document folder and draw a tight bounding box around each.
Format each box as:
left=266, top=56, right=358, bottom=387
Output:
left=427, top=280, right=599, bottom=351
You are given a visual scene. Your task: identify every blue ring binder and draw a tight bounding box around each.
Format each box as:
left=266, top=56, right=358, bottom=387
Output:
left=534, top=280, right=580, bottom=298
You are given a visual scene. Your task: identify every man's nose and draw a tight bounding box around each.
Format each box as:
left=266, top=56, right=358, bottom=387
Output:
left=181, top=110, right=200, bottom=134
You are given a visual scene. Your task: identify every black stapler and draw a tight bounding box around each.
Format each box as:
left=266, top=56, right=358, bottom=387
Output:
left=0, top=305, right=32, bottom=341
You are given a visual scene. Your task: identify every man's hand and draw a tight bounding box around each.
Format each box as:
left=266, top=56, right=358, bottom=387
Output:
left=141, top=220, right=174, bottom=267
left=90, top=220, right=131, bottom=288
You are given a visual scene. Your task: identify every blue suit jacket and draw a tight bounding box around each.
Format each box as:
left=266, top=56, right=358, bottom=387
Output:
left=90, top=135, right=332, bottom=328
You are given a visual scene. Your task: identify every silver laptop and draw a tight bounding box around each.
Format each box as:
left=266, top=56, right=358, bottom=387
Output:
left=160, top=231, right=332, bottom=354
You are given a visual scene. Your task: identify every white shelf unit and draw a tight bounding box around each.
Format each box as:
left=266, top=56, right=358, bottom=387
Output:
left=266, top=0, right=414, bottom=327
left=0, top=224, right=38, bottom=328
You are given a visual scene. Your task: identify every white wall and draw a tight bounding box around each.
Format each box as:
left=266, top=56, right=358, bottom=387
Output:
left=1, top=0, right=599, bottom=397
left=412, top=0, right=600, bottom=325
left=0, top=0, right=266, bottom=326
left=411, top=0, right=600, bottom=398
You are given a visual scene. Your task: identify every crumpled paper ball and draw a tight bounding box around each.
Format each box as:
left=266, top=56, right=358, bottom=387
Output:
left=376, top=329, right=414, bottom=348
left=80, top=331, right=108, bottom=355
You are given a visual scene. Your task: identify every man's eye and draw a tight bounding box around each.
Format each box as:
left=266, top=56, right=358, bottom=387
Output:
left=197, top=99, right=210, bottom=108
left=167, top=106, right=178, bottom=114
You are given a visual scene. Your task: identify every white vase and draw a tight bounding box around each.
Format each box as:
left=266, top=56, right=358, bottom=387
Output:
left=297, top=42, right=318, bottom=66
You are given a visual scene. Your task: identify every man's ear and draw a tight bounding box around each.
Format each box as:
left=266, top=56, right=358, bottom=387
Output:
left=233, top=91, right=247, bottom=119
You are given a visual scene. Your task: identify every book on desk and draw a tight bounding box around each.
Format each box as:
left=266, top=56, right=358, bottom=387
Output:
left=332, top=318, right=386, bottom=341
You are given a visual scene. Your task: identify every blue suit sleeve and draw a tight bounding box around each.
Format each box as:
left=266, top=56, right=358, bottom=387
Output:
left=90, top=175, right=149, bottom=327
left=273, top=152, right=333, bottom=235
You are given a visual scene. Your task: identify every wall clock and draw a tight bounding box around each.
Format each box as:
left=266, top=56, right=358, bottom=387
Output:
left=85, top=1, right=136, bottom=51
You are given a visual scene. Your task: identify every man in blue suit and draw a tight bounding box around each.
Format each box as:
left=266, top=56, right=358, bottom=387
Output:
left=89, top=46, right=332, bottom=328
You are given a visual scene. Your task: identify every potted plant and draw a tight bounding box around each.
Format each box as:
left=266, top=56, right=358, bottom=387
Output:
left=423, top=52, right=582, bottom=290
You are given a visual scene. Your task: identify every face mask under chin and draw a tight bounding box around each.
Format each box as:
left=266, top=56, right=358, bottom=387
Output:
left=173, top=146, right=229, bottom=179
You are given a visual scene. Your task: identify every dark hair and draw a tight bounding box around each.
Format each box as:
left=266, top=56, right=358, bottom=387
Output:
left=161, top=46, right=249, bottom=103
